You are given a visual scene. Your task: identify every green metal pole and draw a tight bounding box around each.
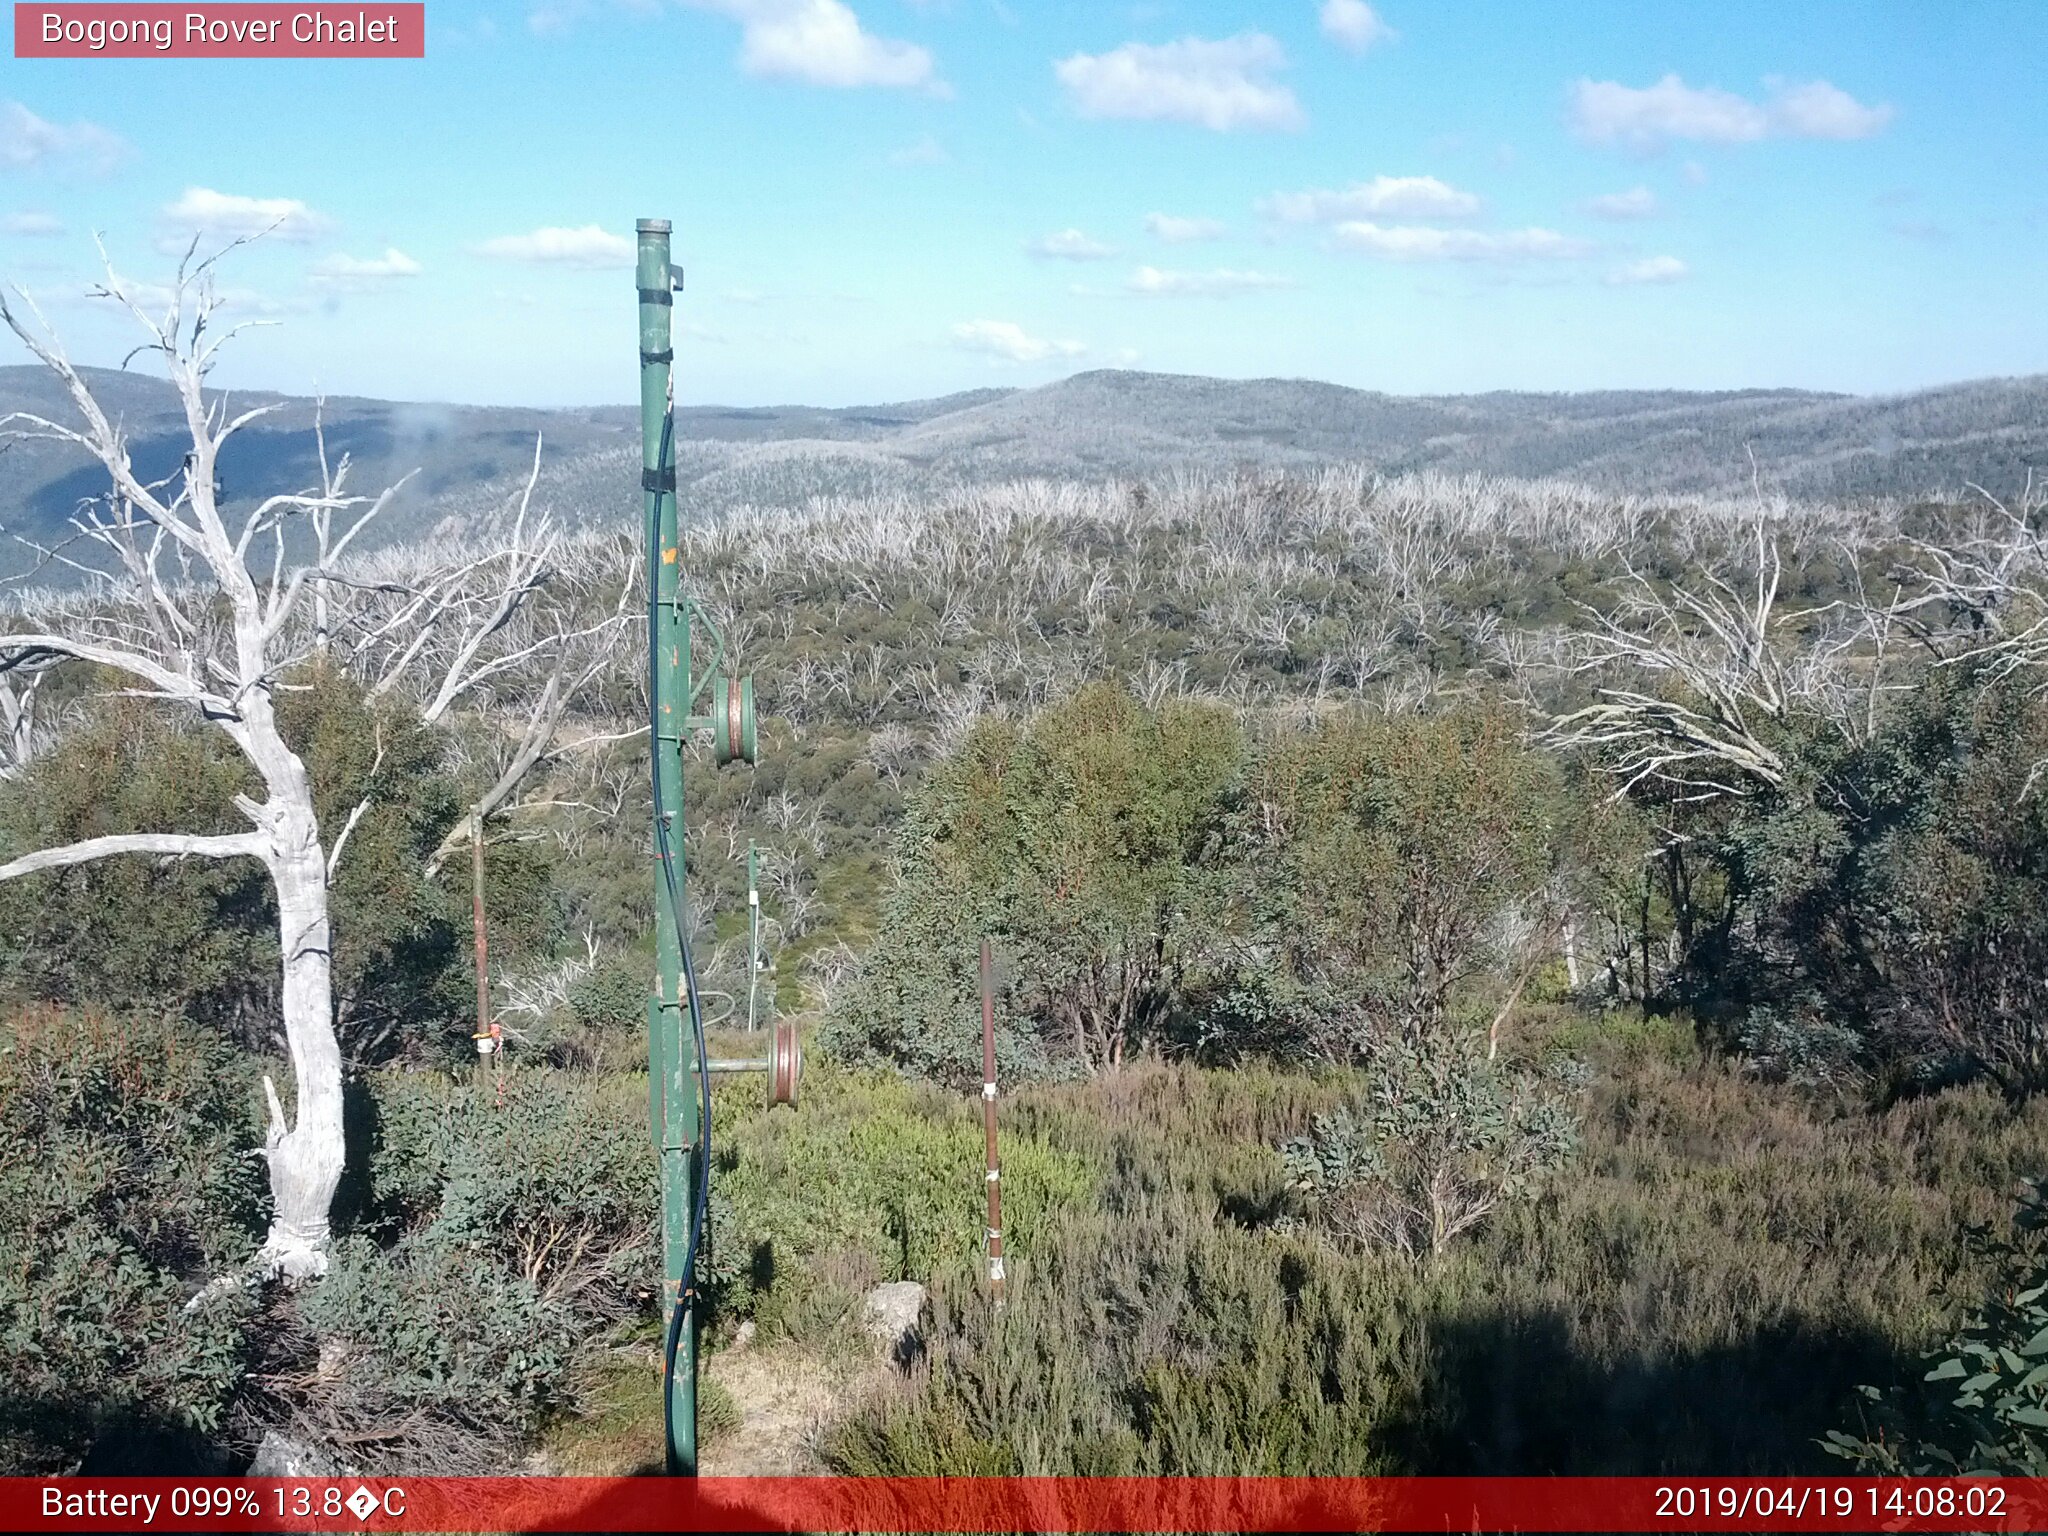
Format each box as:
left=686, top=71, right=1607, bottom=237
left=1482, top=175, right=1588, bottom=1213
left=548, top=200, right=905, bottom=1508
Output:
left=638, top=217, right=698, bottom=1477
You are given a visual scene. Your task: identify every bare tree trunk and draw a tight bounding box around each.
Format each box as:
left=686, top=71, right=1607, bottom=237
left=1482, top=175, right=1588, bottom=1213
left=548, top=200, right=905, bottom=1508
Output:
left=261, top=823, right=344, bottom=1279
left=232, top=664, right=347, bottom=1278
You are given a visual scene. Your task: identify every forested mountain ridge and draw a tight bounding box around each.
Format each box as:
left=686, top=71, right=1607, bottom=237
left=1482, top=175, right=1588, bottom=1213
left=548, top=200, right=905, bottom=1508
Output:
left=1, top=365, right=2040, bottom=581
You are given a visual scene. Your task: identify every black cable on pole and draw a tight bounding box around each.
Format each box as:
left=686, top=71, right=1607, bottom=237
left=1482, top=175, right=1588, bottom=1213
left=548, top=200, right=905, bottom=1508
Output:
left=648, top=406, right=712, bottom=1475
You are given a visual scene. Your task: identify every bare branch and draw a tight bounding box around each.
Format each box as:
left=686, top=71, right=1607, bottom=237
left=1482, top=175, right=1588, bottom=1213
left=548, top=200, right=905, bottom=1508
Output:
left=0, top=830, right=267, bottom=882
left=0, top=631, right=238, bottom=715
left=1544, top=520, right=1823, bottom=806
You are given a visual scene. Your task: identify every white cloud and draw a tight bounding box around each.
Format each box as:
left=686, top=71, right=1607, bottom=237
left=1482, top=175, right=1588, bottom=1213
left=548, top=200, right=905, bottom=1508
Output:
left=1569, top=73, right=1892, bottom=150
left=1261, top=175, right=1481, bottom=223
left=1606, top=254, right=1689, bottom=286
left=1055, top=34, right=1304, bottom=132
left=1, top=212, right=64, bottom=237
left=310, top=248, right=423, bottom=287
left=1145, top=213, right=1226, bottom=243
left=1319, top=0, right=1393, bottom=54
left=951, top=318, right=1085, bottom=363
left=1583, top=186, right=1660, bottom=220
left=1890, top=219, right=1946, bottom=243
left=890, top=134, right=949, bottom=165
left=685, top=0, right=943, bottom=92
left=1569, top=76, right=1767, bottom=148
left=1767, top=79, right=1894, bottom=140
left=1127, top=265, right=1295, bottom=296
left=1029, top=228, right=1118, bottom=260
left=525, top=1, right=592, bottom=35
left=161, top=187, right=331, bottom=244
left=1332, top=222, right=1594, bottom=262
left=477, top=225, right=636, bottom=268
left=0, top=102, right=127, bottom=175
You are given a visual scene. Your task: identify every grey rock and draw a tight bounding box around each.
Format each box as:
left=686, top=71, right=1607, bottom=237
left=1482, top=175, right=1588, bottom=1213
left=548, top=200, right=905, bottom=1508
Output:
left=247, top=1431, right=340, bottom=1479
left=862, top=1281, right=927, bottom=1354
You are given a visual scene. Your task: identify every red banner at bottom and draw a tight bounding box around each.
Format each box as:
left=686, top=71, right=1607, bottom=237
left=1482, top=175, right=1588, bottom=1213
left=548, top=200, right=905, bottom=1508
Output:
left=6, top=1476, right=2042, bottom=1533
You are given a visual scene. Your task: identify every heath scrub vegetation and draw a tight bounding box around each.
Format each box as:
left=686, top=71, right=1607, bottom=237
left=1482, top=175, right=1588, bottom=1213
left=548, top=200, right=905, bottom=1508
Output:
left=6, top=465, right=2048, bottom=1473
left=819, top=671, right=2048, bottom=1475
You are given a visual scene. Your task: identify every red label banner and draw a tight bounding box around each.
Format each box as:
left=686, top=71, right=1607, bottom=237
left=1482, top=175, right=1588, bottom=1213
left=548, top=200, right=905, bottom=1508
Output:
left=2, top=1476, right=2044, bottom=1532
left=14, top=4, right=424, bottom=57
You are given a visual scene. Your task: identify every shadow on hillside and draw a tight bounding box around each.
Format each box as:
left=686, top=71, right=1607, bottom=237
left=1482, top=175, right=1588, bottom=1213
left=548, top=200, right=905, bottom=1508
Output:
left=1389, top=1306, right=1911, bottom=1475
left=30, top=420, right=392, bottom=534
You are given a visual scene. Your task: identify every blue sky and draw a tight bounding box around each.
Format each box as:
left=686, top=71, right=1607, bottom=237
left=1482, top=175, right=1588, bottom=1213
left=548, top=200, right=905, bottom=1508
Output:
left=2, top=0, right=2043, bottom=407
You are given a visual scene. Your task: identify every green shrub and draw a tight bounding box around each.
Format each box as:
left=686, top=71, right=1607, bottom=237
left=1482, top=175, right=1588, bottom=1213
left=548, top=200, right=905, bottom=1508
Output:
left=1737, top=1003, right=1865, bottom=1093
left=1826, top=1178, right=2048, bottom=1475
left=718, top=1064, right=1094, bottom=1343
left=824, top=684, right=1241, bottom=1082
left=1228, top=705, right=1581, bottom=1059
left=1283, top=1033, right=1581, bottom=1257
left=0, top=701, right=266, bottom=1031
left=826, top=1213, right=1403, bottom=1475
left=825, top=1062, right=1407, bottom=1476
left=0, top=1008, right=262, bottom=1473
left=0, top=672, right=559, bottom=1066
left=365, top=1069, right=658, bottom=1328
left=824, top=1057, right=2048, bottom=1476
left=828, top=693, right=1616, bottom=1080
left=1662, top=669, right=2048, bottom=1098
left=570, top=950, right=649, bottom=1036
left=265, top=1066, right=661, bottom=1470
left=300, top=1229, right=582, bottom=1456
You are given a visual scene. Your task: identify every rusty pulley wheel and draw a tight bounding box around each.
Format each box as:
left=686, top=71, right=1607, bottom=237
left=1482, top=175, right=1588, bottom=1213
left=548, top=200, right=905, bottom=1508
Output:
left=767, top=1019, right=801, bottom=1109
left=712, top=674, right=757, bottom=767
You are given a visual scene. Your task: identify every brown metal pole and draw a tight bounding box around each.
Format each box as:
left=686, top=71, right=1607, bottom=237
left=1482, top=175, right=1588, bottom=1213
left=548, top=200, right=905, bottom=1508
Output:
left=980, top=938, right=1005, bottom=1307
left=471, top=807, right=494, bottom=1089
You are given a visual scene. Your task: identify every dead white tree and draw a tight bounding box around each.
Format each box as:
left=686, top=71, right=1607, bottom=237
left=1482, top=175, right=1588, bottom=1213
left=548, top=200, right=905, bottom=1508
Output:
left=0, top=657, right=54, bottom=778
left=0, top=251, right=399, bottom=1278
left=1550, top=515, right=1907, bottom=812
left=1547, top=522, right=1799, bottom=803
left=1892, top=474, right=2048, bottom=673
left=0, top=249, right=604, bottom=1280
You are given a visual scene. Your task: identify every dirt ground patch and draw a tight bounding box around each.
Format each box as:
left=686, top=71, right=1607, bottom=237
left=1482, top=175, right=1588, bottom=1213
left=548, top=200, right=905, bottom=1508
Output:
left=700, top=1342, right=848, bottom=1475
left=543, top=1326, right=899, bottom=1477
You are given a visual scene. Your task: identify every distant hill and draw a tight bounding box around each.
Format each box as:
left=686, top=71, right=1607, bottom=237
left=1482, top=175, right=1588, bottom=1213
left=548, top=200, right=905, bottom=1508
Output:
left=857, top=370, right=2048, bottom=502
left=0, top=365, right=2040, bottom=579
